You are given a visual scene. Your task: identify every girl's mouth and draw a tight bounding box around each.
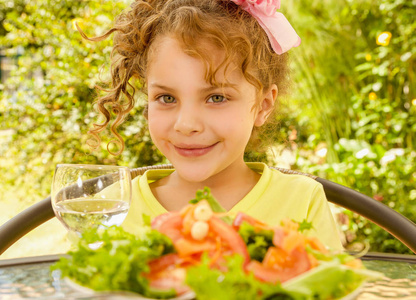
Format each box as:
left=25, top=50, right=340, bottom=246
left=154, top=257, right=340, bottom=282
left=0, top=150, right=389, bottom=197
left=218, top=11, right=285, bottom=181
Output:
left=173, top=142, right=219, bottom=157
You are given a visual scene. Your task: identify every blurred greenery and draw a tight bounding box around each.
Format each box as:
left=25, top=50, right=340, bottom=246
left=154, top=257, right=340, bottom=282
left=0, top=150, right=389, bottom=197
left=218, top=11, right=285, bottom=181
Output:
left=0, top=0, right=164, bottom=207
left=0, top=0, right=415, bottom=255
left=285, top=0, right=416, bottom=254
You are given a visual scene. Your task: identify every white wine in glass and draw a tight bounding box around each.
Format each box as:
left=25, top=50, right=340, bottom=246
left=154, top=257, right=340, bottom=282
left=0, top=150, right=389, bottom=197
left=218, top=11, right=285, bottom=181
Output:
left=51, top=164, right=131, bottom=236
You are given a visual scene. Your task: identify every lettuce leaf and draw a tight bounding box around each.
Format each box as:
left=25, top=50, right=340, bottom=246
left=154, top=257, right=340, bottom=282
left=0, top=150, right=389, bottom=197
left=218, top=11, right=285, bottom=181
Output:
left=283, top=262, right=382, bottom=299
left=51, top=226, right=176, bottom=298
left=186, top=254, right=304, bottom=300
left=238, top=222, right=274, bottom=262
left=186, top=255, right=380, bottom=300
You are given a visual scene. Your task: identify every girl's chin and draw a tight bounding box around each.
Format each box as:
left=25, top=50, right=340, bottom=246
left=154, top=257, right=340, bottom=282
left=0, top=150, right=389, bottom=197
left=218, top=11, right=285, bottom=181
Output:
left=168, top=156, right=246, bottom=185
left=175, top=171, right=213, bottom=184
left=172, top=165, right=218, bottom=184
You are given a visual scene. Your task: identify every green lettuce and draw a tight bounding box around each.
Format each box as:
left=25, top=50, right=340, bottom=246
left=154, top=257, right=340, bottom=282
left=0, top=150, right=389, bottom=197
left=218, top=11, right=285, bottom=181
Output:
left=186, top=254, right=304, bottom=300
left=283, top=262, right=382, bottom=299
left=238, top=221, right=274, bottom=262
left=51, top=226, right=176, bottom=299
left=185, top=253, right=381, bottom=300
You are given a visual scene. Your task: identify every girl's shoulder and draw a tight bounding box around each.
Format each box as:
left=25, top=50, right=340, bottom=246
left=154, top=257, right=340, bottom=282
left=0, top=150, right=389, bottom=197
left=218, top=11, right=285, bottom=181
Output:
left=247, top=162, right=321, bottom=188
left=270, top=167, right=320, bottom=186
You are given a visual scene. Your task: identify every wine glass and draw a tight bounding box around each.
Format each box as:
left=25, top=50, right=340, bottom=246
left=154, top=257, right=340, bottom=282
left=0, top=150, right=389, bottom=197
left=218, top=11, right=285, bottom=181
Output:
left=51, top=164, right=131, bottom=237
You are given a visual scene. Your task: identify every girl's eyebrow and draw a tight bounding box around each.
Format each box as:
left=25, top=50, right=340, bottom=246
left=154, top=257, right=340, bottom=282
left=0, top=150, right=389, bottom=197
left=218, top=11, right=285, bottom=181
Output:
left=148, top=83, right=175, bottom=92
left=148, top=82, right=239, bottom=93
left=202, top=83, right=239, bottom=93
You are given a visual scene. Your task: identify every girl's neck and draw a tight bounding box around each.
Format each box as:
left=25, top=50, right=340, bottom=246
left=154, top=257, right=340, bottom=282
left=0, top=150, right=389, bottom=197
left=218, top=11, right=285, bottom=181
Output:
left=150, top=161, right=261, bottom=211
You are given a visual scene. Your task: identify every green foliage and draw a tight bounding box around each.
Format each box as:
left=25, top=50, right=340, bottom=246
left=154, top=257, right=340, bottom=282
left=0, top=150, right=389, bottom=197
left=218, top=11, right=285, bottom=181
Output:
left=0, top=0, right=165, bottom=204
left=287, top=0, right=416, bottom=253
left=302, top=140, right=416, bottom=254
left=350, top=0, right=416, bottom=148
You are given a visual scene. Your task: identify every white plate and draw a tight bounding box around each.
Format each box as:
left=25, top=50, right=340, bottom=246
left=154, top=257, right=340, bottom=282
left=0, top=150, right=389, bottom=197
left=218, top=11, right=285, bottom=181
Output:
left=65, top=277, right=364, bottom=300
left=64, top=277, right=195, bottom=300
left=338, top=283, right=365, bottom=300
left=65, top=262, right=380, bottom=300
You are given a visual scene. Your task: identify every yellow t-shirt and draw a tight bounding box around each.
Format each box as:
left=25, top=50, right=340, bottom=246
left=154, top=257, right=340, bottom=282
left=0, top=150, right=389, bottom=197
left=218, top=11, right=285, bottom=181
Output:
left=122, top=162, right=343, bottom=250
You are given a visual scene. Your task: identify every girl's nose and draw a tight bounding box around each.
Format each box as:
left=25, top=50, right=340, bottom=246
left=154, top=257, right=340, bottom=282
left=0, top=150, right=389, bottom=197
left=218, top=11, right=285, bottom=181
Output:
left=174, top=104, right=203, bottom=135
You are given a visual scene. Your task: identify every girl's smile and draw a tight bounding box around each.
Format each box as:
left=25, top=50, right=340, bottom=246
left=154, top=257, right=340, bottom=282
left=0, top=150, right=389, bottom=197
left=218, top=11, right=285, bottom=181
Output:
left=173, top=142, right=219, bottom=158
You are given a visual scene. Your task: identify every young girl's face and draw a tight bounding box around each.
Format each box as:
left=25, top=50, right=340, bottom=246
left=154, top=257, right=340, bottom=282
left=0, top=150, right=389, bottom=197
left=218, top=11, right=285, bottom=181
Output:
left=146, top=36, right=273, bottom=184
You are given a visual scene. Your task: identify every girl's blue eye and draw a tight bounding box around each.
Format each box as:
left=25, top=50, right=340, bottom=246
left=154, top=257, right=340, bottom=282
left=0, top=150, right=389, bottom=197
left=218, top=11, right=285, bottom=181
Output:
left=159, top=95, right=176, bottom=104
left=208, top=95, right=226, bottom=103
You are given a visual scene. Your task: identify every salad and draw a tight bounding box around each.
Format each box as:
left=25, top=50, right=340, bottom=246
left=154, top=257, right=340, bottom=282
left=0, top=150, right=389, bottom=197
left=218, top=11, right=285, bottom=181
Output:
left=52, top=188, right=381, bottom=299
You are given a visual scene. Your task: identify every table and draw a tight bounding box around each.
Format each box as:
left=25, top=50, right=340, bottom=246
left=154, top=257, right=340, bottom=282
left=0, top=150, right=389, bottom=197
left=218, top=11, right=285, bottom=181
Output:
left=1, top=253, right=416, bottom=299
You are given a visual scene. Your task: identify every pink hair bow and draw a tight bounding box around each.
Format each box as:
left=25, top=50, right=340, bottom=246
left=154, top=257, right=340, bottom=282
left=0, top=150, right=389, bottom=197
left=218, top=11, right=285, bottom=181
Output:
left=231, top=0, right=301, bottom=54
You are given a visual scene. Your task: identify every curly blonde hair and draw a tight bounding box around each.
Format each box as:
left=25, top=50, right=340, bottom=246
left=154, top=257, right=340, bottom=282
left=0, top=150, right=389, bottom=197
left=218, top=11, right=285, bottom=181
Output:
left=80, top=0, right=290, bottom=155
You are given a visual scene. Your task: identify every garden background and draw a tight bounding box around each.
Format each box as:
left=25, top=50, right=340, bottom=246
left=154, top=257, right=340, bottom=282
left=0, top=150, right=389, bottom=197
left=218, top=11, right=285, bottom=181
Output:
left=0, top=0, right=415, bottom=259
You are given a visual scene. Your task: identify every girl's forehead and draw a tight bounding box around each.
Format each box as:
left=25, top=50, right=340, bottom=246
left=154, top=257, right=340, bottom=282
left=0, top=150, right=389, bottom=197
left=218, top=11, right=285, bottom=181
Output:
left=146, top=35, right=242, bottom=83
left=149, top=35, right=224, bottom=63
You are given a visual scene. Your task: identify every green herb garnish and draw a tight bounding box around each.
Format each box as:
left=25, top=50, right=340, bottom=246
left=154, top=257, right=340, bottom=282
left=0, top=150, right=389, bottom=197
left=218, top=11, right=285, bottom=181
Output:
left=190, top=186, right=232, bottom=224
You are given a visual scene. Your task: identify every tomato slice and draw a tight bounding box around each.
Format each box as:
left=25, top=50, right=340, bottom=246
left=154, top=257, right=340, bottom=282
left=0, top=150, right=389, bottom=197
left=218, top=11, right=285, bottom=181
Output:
left=305, top=236, right=328, bottom=253
left=262, top=246, right=287, bottom=268
left=152, top=212, right=183, bottom=243
left=147, top=267, right=191, bottom=295
left=209, top=216, right=250, bottom=265
left=272, top=228, right=285, bottom=249
left=144, top=253, right=191, bottom=295
left=273, top=246, right=311, bottom=277
left=152, top=212, right=182, bottom=231
left=282, top=231, right=306, bottom=253
left=232, top=212, right=271, bottom=231
left=174, top=237, right=216, bottom=257
left=247, top=260, right=285, bottom=283
left=249, top=246, right=311, bottom=283
left=148, top=253, right=182, bottom=273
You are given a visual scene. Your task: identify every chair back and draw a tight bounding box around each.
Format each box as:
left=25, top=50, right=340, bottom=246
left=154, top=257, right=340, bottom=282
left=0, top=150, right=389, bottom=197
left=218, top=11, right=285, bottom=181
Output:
left=1, top=164, right=416, bottom=255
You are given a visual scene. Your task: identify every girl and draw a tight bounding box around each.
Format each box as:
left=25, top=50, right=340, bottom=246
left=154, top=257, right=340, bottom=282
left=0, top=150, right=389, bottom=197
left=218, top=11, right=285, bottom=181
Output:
left=82, top=0, right=343, bottom=250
